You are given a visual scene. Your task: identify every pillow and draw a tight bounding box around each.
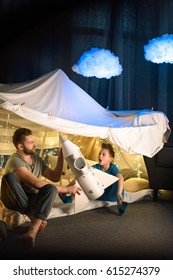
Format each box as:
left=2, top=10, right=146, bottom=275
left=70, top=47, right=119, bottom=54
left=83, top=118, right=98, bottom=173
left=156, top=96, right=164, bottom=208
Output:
left=121, top=168, right=148, bottom=180
left=0, top=201, right=25, bottom=230
left=124, top=178, right=149, bottom=192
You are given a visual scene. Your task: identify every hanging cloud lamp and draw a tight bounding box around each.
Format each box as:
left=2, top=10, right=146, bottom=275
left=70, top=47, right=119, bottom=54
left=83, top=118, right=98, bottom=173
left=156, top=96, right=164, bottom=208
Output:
left=144, top=34, right=173, bottom=64
left=72, top=48, right=123, bottom=79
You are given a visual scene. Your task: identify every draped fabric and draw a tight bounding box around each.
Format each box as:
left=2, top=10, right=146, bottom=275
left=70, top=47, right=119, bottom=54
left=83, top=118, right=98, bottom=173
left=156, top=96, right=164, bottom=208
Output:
left=0, top=0, right=172, bottom=139
left=0, top=69, right=170, bottom=157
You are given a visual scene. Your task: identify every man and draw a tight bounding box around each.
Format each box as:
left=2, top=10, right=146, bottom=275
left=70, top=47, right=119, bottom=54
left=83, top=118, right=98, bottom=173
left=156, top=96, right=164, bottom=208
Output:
left=0, top=128, right=81, bottom=247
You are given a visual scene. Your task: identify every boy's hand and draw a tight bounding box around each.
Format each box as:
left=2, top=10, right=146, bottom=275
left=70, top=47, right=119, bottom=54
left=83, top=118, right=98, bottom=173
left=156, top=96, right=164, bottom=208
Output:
left=117, top=193, right=123, bottom=205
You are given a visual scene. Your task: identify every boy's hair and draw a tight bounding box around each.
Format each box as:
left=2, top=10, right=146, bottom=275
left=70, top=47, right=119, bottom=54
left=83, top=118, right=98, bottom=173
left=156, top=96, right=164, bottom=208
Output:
left=101, top=142, right=115, bottom=158
left=13, top=128, right=32, bottom=148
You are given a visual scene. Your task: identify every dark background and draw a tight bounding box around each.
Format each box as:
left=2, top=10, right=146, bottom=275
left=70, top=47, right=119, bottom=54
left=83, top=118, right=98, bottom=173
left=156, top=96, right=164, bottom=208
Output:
left=0, top=0, right=173, bottom=140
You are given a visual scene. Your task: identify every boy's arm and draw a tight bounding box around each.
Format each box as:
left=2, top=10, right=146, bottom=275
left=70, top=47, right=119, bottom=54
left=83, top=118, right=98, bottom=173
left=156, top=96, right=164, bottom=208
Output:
left=116, top=173, right=124, bottom=205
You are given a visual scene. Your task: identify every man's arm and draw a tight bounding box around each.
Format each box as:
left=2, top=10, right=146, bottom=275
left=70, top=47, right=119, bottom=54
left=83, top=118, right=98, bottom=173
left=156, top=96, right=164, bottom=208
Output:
left=13, top=166, right=81, bottom=195
left=14, top=167, right=52, bottom=189
left=42, top=148, right=64, bottom=182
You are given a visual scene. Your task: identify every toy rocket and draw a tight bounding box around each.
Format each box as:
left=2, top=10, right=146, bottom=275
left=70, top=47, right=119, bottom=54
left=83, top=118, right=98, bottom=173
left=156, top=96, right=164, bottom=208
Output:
left=59, top=135, right=119, bottom=201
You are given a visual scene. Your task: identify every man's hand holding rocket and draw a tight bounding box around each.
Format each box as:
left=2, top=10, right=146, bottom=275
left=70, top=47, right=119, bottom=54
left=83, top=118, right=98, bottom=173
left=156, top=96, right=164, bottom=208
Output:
left=66, top=184, right=82, bottom=196
left=54, top=183, right=82, bottom=196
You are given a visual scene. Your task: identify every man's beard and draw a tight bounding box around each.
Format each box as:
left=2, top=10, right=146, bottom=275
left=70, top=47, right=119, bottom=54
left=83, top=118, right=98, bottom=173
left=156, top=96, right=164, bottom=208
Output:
left=22, top=146, right=36, bottom=155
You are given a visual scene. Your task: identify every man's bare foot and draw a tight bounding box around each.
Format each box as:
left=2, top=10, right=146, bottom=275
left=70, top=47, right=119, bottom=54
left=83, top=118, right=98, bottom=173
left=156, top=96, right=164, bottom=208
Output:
left=21, top=232, right=35, bottom=247
left=38, top=220, right=48, bottom=232
left=20, top=218, right=46, bottom=247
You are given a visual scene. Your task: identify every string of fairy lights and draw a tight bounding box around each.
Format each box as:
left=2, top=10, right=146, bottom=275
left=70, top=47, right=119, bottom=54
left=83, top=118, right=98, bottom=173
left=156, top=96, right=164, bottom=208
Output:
left=0, top=121, right=144, bottom=178
left=0, top=117, right=144, bottom=177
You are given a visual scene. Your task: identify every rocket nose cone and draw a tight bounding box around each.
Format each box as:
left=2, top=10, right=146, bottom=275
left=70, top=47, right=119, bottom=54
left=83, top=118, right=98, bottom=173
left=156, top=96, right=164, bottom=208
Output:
left=59, top=134, right=67, bottom=144
left=60, top=136, right=80, bottom=158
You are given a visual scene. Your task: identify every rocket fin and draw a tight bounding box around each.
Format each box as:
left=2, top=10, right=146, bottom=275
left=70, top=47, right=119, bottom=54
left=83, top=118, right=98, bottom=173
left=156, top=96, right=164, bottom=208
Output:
left=74, top=168, right=119, bottom=213
left=74, top=181, right=91, bottom=213
left=90, top=167, right=119, bottom=190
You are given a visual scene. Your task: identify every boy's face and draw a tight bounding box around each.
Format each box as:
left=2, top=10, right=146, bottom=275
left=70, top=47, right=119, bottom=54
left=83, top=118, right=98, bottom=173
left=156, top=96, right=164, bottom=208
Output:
left=98, top=148, right=113, bottom=166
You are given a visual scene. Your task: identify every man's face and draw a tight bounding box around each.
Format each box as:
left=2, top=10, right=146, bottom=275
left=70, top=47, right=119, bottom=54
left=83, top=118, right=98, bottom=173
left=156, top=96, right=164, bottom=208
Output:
left=21, top=134, right=37, bottom=155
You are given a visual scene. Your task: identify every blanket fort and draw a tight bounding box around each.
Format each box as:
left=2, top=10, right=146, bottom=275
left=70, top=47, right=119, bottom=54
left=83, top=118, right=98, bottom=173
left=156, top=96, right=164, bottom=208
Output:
left=0, top=69, right=171, bottom=157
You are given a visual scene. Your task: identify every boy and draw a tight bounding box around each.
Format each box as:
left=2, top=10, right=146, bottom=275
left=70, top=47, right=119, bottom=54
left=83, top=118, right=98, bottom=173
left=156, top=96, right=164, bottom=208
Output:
left=92, top=142, right=128, bottom=215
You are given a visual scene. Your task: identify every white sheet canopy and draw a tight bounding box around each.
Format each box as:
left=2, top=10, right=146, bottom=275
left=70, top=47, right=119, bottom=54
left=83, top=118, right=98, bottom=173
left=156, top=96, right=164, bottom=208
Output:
left=0, top=69, right=171, bottom=157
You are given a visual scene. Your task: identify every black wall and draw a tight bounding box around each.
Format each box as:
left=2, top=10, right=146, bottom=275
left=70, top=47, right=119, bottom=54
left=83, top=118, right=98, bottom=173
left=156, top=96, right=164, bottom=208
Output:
left=0, top=0, right=172, bottom=140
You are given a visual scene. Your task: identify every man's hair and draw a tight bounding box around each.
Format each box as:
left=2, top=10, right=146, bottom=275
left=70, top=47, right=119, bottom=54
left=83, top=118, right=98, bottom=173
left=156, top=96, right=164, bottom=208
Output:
left=101, top=142, right=115, bottom=158
left=13, top=128, right=32, bottom=148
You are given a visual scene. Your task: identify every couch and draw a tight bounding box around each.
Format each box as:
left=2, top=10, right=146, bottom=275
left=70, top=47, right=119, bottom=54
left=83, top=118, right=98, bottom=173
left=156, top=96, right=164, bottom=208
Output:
left=143, top=143, right=173, bottom=200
